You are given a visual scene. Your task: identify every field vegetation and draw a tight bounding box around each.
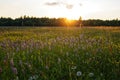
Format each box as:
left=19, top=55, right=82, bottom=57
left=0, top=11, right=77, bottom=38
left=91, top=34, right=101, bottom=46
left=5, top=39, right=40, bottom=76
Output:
left=0, top=27, right=120, bottom=80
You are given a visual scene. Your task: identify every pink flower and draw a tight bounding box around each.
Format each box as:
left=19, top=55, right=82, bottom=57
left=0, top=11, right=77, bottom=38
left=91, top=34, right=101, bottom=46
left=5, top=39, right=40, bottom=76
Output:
left=10, top=59, right=14, bottom=67
left=11, top=67, right=18, bottom=75
left=0, top=67, right=2, bottom=74
left=3, top=59, right=8, bottom=65
left=19, top=60, right=22, bottom=66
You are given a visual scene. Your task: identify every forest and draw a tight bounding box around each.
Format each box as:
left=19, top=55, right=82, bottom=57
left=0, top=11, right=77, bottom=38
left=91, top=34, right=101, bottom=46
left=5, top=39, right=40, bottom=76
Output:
left=0, top=16, right=120, bottom=26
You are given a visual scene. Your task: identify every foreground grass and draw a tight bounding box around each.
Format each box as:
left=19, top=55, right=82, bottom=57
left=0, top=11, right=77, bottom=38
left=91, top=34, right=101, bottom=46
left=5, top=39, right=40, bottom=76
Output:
left=0, top=27, right=120, bottom=80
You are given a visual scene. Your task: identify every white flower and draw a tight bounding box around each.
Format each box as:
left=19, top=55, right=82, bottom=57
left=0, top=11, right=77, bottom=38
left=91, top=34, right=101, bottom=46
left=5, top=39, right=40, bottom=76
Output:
left=14, top=76, right=19, bottom=80
left=28, top=76, right=33, bottom=80
left=86, top=52, right=89, bottom=55
left=32, top=75, right=39, bottom=80
left=10, top=58, right=14, bottom=67
left=71, top=66, right=77, bottom=70
left=66, top=52, right=69, bottom=56
left=28, top=75, right=39, bottom=80
left=46, top=65, right=49, bottom=69
left=88, top=72, right=94, bottom=77
left=58, top=58, right=61, bottom=63
left=76, top=71, right=82, bottom=76
left=100, top=73, right=103, bottom=76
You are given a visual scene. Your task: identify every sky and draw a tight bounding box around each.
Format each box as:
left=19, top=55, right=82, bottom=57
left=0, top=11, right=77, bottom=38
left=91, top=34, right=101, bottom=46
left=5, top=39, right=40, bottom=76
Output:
left=0, top=0, right=120, bottom=20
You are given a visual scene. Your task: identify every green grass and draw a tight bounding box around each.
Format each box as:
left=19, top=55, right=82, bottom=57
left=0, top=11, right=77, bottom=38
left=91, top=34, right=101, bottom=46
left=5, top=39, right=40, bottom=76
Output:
left=0, top=27, right=120, bottom=80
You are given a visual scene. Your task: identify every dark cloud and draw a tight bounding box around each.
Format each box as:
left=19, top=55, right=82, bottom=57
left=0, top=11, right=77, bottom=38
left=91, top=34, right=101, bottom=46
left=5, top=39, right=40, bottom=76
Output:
left=45, top=2, right=60, bottom=6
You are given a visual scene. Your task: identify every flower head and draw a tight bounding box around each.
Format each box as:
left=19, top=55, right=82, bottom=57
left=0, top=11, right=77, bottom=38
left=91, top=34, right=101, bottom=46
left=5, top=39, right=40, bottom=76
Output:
left=76, top=71, right=82, bottom=76
left=10, top=58, right=14, bottom=67
left=14, top=76, right=19, bottom=80
left=100, top=73, right=103, bottom=76
left=46, top=65, right=49, bottom=69
left=0, top=67, right=2, bottom=74
left=58, top=58, right=61, bottom=63
left=28, top=75, right=39, bottom=80
left=11, top=67, right=18, bottom=75
left=19, top=60, right=22, bottom=66
left=71, top=66, right=77, bottom=70
left=88, top=72, right=94, bottom=77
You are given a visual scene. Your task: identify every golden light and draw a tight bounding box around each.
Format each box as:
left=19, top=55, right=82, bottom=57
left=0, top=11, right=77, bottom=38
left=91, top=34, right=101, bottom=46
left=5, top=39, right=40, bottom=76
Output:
left=64, top=18, right=74, bottom=27
left=65, top=18, right=72, bottom=23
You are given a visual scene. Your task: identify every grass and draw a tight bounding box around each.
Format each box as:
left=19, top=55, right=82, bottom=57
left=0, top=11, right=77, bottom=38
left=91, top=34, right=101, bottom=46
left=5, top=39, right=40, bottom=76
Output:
left=0, top=27, right=120, bottom=80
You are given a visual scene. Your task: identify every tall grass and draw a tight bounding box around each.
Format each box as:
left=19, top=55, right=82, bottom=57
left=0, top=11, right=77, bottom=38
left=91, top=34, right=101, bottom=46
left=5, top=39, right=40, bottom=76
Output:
left=0, top=27, right=120, bottom=80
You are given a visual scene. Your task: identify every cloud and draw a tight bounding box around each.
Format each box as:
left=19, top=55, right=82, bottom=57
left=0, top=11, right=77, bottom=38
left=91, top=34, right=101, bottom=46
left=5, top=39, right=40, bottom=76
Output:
left=44, top=1, right=82, bottom=9
left=45, top=2, right=74, bottom=9
left=65, top=4, right=74, bottom=9
left=79, top=3, right=83, bottom=6
left=45, top=2, right=60, bottom=6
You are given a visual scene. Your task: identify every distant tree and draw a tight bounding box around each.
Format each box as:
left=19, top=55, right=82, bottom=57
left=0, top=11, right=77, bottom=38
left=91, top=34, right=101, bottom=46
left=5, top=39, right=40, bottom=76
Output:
left=0, top=17, right=13, bottom=26
left=79, top=16, right=82, bottom=27
left=0, top=16, right=120, bottom=27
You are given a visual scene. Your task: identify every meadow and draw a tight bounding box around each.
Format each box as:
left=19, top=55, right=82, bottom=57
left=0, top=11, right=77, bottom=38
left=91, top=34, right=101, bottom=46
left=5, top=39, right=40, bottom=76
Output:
left=0, top=27, right=120, bottom=80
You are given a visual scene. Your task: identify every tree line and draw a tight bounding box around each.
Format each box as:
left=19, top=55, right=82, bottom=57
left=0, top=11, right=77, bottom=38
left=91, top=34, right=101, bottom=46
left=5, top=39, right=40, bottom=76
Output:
left=0, top=16, right=120, bottom=27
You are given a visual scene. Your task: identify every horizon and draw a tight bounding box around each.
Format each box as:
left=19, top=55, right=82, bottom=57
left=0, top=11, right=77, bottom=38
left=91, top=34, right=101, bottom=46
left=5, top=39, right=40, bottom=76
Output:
left=0, top=16, right=119, bottom=21
left=0, top=0, right=120, bottom=20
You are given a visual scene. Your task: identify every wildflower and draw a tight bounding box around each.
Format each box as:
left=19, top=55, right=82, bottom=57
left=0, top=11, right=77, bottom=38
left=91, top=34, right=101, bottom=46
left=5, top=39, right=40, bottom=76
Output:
left=32, top=75, right=39, bottom=80
left=0, top=67, right=2, bottom=74
left=21, top=69, right=25, bottom=74
left=66, top=52, right=69, bottom=56
left=28, top=76, right=33, bottom=80
left=46, top=65, right=49, bottom=69
left=71, top=66, right=77, bottom=70
left=27, top=64, right=32, bottom=70
left=100, top=73, right=103, bottom=76
left=16, top=47, right=20, bottom=52
left=3, top=59, right=8, bottom=65
left=80, top=34, right=84, bottom=39
left=28, top=75, right=39, bottom=80
left=86, top=52, right=89, bottom=56
left=76, top=71, right=82, bottom=76
left=88, top=72, right=94, bottom=77
left=11, top=67, right=18, bottom=75
left=19, top=60, right=22, bottom=66
left=58, top=58, right=61, bottom=63
left=14, top=76, right=19, bottom=80
left=10, top=58, right=14, bottom=67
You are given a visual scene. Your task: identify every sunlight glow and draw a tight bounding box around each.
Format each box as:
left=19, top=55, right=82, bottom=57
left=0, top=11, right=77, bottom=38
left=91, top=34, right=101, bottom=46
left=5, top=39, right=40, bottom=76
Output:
left=64, top=18, right=75, bottom=27
left=50, top=1, right=101, bottom=20
left=0, top=0, right=120, bottom=20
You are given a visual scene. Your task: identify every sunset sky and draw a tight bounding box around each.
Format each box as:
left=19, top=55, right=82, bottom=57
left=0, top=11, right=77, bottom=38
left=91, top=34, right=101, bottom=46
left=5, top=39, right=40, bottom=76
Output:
left=0, top=0, right=120, bottom=20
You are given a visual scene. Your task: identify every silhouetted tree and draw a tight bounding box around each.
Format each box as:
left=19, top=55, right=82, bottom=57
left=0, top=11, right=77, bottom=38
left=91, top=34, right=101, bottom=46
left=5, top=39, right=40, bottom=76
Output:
left=0, top=16, right=120, bottom=27
left=79, top=16, right=82, bottom=27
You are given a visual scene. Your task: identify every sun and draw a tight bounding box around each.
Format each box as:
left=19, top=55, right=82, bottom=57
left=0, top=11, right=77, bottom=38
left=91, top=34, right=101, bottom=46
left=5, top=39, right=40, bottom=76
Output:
left=65, top=18, right=73, bottom=23
left=63, top=18, right=75, bottom=27
left=65, top=15, right=76, bottom=20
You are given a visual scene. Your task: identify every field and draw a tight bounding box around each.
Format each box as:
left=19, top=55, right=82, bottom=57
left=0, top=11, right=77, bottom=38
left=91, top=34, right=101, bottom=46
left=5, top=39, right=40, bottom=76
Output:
left=0, top=27, right=120, bottom=80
